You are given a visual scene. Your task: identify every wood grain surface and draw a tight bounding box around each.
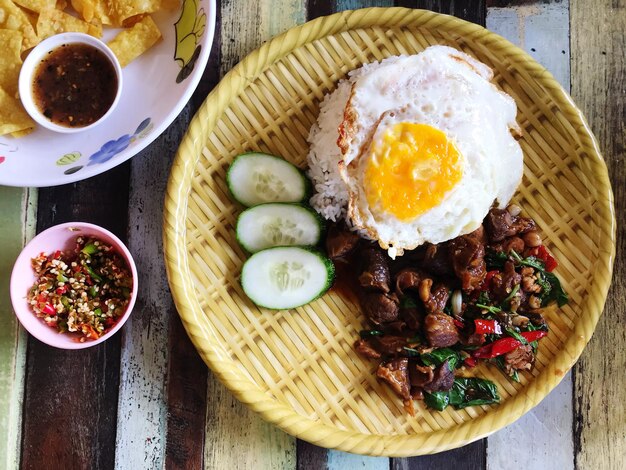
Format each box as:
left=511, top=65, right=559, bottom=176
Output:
left=571, top=1, right=625, bottom=469
left=0, top=187, right=34, bottom=470
left=21, top=166, right=130, bottom=469
left=0, top=0, right=622, bottom=469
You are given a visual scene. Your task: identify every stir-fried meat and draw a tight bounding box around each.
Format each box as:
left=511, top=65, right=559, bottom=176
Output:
left=492, top=236, right=525, bottom=254
left=354, top=339, right=381, bottom=360
left=383, top=321, right=409, bottom=335
left=325, top=223, right=360, bottom=259
left=491, top=261, right=522, bottom=301
left=448, top=226, right=487, bottom=291
left=409, top=363, right=434, bottom=388
left=423, top=361, right=455, bottom=392
left=460, top=332, right=486, bottom=347
left=424, top=312, right=459, bottom=347
left=485, top=208, right=537, bottom=243
left=340, top=203, right=557, bottom=414
left=372, top=335, right=407, bottom=355
left=526, top=311, right=547, bottom=327
left=377, top=358, right=410, bottom=400
left=511, top=314, right=530, bottom=328
left=418, top=279, right=450, bottom=314
left=399, top=306, right=423, bottom=331
left=360, top=291, right=399, bottom=325
left=358, top=246, right=391, bottom=292
left=503, top=344, right=535, bottom=374
left=411, top=243, right=454, bottom=277
left=395, top=268, right=422, bottom=296
left=395, top=269, right=449, bottom=314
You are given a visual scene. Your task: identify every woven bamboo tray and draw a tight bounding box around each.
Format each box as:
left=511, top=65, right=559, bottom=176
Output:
left=163, top=8, right=615, bottom=456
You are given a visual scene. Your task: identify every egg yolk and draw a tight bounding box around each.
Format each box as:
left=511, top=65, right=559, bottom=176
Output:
left=364, top=122, right=463, bottom=221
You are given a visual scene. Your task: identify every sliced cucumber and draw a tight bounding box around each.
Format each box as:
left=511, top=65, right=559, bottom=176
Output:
left=227, top=153, right=310, bottom=206
left=241, top=247, right=334, bottom=310
left=236, top=203, right=323, bottom=253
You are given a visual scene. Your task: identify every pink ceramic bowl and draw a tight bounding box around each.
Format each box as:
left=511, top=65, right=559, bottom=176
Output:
left=10, top=222, right=138, bottom=349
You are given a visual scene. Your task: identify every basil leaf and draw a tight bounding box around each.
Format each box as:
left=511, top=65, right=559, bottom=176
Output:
left=359, top=330, right=384, bottom=339
left=485, top=249, right=508, bottom=270
left=476, top=303, right=502, bottom=315
left=505, top=327, right=528, bottom=345
left=501, top=283, right=520, bottom=308
left=421, top=348, right=461, bottom=370
left=423, top=378, right=500, bottom=411
left=450, top=377, right=500, bottom=408
left=535, top=271, right=552, bottom=302
left=509, top=251, right=568, bottom=308
left=542, top=272, right=569, bottom=307
left=424, top=391, right=450, bottom=411
left=520, top=256, right=545, bottom=271
left=476, top=291, right=491, bottom=305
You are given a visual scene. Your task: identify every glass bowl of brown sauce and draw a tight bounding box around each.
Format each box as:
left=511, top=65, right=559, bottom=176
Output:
left=19, top=33, right=123, bottom=133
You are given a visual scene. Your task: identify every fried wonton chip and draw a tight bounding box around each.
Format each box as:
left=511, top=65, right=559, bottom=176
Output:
left=110, top=0, right=161, bottom=27
left=37, top=7, right=102, bottom=40
left=11, top=0, right=55, bottom=13
left=0, top=29, right=22, bottom=96
left=0, top=0, right=39, bottom=50
left=0, top=85, right=34, bottom=136
left=70, top=0, right=114, bottom=25
left=10, top=127, right=33, bottom=137
left=108, top=15, right=161, bottom=67
left=160, top=0, right=179, bottom=10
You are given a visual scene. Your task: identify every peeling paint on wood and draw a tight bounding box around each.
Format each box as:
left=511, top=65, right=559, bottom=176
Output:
left=114, top=119, right=193, bottom=469
left=0, top=187, right=36, bottom=470
left=571, top=0, right=626, bottom=468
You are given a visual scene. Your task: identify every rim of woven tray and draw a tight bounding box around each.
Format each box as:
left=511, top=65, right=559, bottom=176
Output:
left=163, top=7, right=616, bottom=456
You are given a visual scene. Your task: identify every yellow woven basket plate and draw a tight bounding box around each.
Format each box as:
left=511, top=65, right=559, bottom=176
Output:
left=163, top=8, right=615, bottom=456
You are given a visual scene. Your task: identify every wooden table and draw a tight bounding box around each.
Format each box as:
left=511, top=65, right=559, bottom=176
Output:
left=1, top=1, right=622, bottom=468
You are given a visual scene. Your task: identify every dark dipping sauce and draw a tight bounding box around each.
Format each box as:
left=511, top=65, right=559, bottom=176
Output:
left=33, top=43, right=118, bottom=128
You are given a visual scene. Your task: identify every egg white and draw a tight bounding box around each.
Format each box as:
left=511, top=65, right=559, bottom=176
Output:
left=338, top=46, right=523, bottom=257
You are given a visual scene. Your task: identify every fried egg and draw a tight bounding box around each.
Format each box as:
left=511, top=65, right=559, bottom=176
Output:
left=338, top=46, right=523, bottom=257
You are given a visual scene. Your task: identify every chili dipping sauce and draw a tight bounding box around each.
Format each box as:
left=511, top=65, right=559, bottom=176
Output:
left=32, top=43, right=118, bottom=128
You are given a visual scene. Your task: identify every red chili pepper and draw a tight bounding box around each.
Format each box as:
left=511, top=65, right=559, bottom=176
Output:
left=536, top=246, right=558, bottom=272
left=463, top=357, right=477, bottom=368
left=453, top=319, right=465, bottom=329
left=56, top=286, right=67, bottom=295
left=473, top=330, right=548, bottom=359
left=42, top=303, right=56, bottom=316
left=53, top=250, right=62, bottom=259
left=80, top=324, right=99, bottom=340
left=480, top=270, right=499, bottom=291
left=521, top=330, right=548, bottom=342
left=474, top=319, right=499, bottom=335
left=488, top=337, right=521, bottom=357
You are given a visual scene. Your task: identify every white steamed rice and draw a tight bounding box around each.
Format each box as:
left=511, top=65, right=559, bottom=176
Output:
left=306, top=58, right=404, bottom=222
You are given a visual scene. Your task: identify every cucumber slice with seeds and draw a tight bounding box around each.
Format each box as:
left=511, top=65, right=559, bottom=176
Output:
left=227, top=153, right=310, bottom=206
left=236, top=203, right=323, bottom=253
left=241, top=247, right=334, bottom=310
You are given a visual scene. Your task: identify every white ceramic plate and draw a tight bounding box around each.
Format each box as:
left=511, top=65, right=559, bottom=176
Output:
left=0, top=0, right=215, bottom=187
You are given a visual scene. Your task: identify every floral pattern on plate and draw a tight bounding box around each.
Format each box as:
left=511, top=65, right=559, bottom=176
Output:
left=62, top=118, right=153, bottom=176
